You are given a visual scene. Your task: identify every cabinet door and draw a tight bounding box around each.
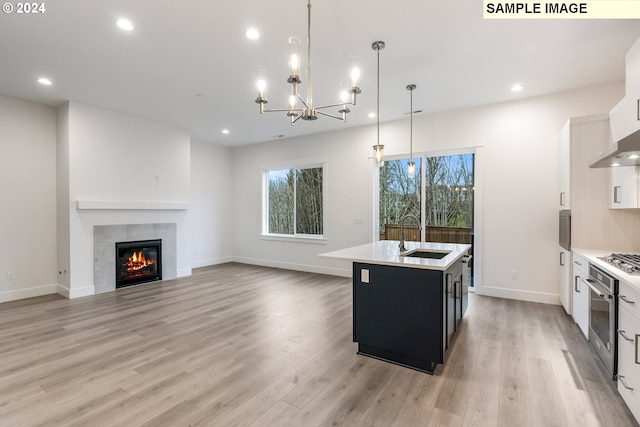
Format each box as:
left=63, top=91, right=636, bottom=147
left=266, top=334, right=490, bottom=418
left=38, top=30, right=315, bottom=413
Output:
left=559, top=249, right=571, bottom=314
left=617, top=305, right=640, bottom=421
left=572, top=275, right=589, bottom=337
left=446, top=273, right=455, bottom=349
left=352, top=263, right=444, bottom=363
left=559, top=122, right=571, bottom=208
left=610, top=166, right=639, bottom=209
left=571, top=252, right=589, bottom=337
left=626, top=42, right=640, bottom=135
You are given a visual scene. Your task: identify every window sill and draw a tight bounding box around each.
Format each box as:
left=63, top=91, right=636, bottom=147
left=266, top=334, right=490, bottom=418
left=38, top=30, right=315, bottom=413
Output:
left=260, top=234, right=328, bottom=245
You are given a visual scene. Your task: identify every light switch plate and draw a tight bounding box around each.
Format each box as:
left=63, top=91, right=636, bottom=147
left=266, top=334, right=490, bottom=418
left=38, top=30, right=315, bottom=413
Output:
left=361, top=269, right=369, bottom=283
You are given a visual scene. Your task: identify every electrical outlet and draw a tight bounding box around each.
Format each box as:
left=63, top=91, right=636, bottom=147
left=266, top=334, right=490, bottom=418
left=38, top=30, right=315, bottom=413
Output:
left=511, top=270, right=518, bottom=280
left=7, top=272, right=14, bottom=281
left=361, top=269, right=370, bottom=284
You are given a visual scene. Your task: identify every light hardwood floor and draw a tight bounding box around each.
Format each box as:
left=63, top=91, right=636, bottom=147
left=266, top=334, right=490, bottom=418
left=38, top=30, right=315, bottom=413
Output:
left=0, top=262, right=638, bottom=426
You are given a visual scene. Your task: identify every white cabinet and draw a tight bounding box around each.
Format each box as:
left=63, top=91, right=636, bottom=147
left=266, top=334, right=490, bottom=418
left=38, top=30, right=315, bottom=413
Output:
left=610, top=37, right=640, bottom=145
left=559, top=123, right=571, bottom=208
left=610, top=166, right=640, bottom=209
left=610, top=97, right=639, bottom=144
left=571, top=252, right=589, bottom=337
left=559, top=249, right=571, bottom=315
left=617, top=280, right=640, bottom=421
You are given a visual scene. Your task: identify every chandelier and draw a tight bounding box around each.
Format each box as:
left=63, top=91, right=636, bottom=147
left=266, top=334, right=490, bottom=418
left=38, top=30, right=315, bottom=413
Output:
left=254, top=0, right=361, bottom=125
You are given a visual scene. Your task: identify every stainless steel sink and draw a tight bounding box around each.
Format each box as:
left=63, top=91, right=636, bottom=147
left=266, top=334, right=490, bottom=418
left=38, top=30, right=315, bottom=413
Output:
left=400, top=249, right=451, bottom=259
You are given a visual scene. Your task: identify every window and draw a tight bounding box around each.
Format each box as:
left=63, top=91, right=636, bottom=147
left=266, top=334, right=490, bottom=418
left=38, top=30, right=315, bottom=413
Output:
left=264, top=165, right=324, bottom=237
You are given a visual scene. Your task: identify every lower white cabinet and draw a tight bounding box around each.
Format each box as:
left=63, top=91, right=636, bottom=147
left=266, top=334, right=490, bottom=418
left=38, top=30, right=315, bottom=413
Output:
left=559, top=249, right=571, bottom=315
left=617, top=281, right=640, bottom=421
left=571, top=252, right=589, bottom=337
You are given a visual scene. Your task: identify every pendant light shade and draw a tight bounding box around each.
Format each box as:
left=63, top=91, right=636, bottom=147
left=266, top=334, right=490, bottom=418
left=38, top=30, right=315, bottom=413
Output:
left=372, top=41, right=385, bottom=167
left=407, top=84, right=416, bottom=178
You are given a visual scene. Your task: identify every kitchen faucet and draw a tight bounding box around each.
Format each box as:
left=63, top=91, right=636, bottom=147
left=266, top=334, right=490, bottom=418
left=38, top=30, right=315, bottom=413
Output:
left=398, top=213, right=422, bottom=253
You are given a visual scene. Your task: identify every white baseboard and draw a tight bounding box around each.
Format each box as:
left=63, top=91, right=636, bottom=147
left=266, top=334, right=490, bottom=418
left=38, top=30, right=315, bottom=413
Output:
left=57, top=284, right=95, bottom=299
left=191, top=256, right=233, bottom=269
left=0, top=284, right=58, bottom=303
left=476, top=284, right=560, bottom=305
left=177, top=268, right=192, bottom=278
left=232, top=256, right=352, bottom=277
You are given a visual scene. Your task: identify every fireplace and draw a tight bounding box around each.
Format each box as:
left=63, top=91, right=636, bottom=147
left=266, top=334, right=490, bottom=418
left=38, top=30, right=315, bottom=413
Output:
left=115, top=239, right=162, bottom=288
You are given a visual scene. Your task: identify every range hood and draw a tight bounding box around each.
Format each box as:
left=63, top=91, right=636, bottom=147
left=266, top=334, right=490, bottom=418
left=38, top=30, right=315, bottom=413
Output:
left=589, top=129, right=640, bottom=168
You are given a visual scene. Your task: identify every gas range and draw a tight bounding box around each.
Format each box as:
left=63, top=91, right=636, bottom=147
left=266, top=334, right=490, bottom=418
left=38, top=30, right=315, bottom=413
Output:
left=600, top=253, right=640, bottom=275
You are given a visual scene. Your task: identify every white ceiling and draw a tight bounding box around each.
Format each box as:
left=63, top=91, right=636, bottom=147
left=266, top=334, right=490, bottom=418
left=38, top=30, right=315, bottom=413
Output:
left=1, top=1, right=639, bottom=147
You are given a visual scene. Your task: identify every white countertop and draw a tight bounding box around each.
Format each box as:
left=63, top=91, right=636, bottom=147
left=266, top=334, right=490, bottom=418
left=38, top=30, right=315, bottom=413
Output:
left=319, top=240, right=471, bottom=271
left=573, top=247, right=640, bottom=289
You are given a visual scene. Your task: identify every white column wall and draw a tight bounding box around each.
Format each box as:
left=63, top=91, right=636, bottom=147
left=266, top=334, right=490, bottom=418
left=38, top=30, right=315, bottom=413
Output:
left=188, top=138, right=233, bottom=268
left=0, top=95, right=58, bottom=302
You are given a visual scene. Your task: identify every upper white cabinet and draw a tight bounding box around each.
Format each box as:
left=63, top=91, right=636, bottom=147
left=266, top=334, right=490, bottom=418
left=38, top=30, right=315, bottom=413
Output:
left=559, top=123, right=571, bottom=208
left=610, top=166, right=640, bottom=209
left=559, top=116, right=609, bottom=211
left=610, top=37, right=640, bottom=144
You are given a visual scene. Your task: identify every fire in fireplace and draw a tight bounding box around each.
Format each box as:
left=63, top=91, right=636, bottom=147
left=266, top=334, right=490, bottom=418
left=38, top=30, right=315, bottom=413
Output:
left=115, top=239, right=162, bottom=288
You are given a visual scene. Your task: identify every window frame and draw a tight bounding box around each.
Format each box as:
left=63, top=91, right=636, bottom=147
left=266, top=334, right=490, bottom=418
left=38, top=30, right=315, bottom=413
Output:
left=261, top=157, right=328, bottom=244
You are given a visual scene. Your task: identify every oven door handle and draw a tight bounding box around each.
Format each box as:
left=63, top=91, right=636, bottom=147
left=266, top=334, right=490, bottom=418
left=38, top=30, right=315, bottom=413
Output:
left=583, top=278, right=610, bottom=299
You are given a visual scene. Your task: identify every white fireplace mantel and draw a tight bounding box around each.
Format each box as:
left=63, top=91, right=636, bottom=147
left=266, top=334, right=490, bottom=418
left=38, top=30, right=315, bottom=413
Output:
left=76, top=200, right=188, bottom=210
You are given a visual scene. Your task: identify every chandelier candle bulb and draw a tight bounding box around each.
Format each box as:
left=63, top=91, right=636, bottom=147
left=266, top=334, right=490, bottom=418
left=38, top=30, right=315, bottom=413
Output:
left=288, top=37, right=301, bottom=82
left=255, top=65, right=267, bottom=104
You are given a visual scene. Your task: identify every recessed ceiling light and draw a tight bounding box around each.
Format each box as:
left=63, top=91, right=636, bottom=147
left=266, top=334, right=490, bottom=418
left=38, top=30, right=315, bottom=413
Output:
left=37, top=77, right=52, bottom=86
left=629, top=154, right=640, bottom=159
left=116, top=19, right=134, bottom=31
left=511, top=84, right=524, bottom=92
left=245, top=28, right=260, bottom=40
left=368, top=113, right=376, bottom=118
left=222, top=129, right=230, bottom=134
left=611, top=162, right=621, bottom=167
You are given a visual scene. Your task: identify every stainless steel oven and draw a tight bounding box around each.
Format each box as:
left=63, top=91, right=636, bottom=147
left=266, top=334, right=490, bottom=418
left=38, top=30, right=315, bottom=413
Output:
left=586, top=263, right=618, bottom=379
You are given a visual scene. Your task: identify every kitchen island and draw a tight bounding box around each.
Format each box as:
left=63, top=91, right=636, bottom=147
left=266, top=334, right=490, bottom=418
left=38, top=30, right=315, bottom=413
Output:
left=320, top=241, right=471, bottom=374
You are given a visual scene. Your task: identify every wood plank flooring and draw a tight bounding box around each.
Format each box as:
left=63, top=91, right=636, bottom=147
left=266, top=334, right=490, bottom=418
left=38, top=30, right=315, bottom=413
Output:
left=0, top=262, right=637, bottom=426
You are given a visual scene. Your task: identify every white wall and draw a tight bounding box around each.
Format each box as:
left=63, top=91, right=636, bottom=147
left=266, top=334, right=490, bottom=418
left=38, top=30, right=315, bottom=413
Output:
left=231, top=82, right=627, bottom=304
left=58, top=102, right=192, bottom=297
left=188, top=138, right=233, bottom=268
left=0, top=95, right=58, bottom=302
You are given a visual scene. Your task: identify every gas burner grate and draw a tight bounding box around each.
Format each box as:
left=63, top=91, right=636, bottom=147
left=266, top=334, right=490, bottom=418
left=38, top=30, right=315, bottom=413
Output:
left=612, top=253, right=640, bottom=269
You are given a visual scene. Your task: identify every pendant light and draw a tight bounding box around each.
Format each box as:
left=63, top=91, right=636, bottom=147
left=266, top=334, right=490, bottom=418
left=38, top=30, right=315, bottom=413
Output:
left=407, top=84, right=416, bottom=178
left=372, top=41, right=385, bottom=167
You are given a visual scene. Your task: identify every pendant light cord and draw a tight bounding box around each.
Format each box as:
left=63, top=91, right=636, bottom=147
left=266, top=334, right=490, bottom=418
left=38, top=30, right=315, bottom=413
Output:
left=410, top=88, right=413, bottom=159
left=376, top=47, right=380, bottom=147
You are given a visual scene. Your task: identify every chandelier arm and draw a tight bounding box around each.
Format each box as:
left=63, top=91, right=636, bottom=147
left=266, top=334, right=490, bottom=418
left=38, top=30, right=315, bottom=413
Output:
left=297, top=93, right=309, bottom=109
left=315, top=110, right=345, bottom=121
left=261, top=107, right=304, bottom=113
left=315, top=101, right=353, bottom=110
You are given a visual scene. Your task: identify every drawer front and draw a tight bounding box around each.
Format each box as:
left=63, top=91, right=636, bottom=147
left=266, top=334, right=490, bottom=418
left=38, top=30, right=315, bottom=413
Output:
left=572, top=252, right=589, bottom=277
left=618, top=305, right=640, bottom=421
left=620, top=281, right=640, bottom=320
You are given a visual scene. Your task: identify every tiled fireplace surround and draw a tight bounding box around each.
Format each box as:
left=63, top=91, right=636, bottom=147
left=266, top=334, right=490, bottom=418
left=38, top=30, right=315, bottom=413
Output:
left=94, top=223, right=177, bottom=294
